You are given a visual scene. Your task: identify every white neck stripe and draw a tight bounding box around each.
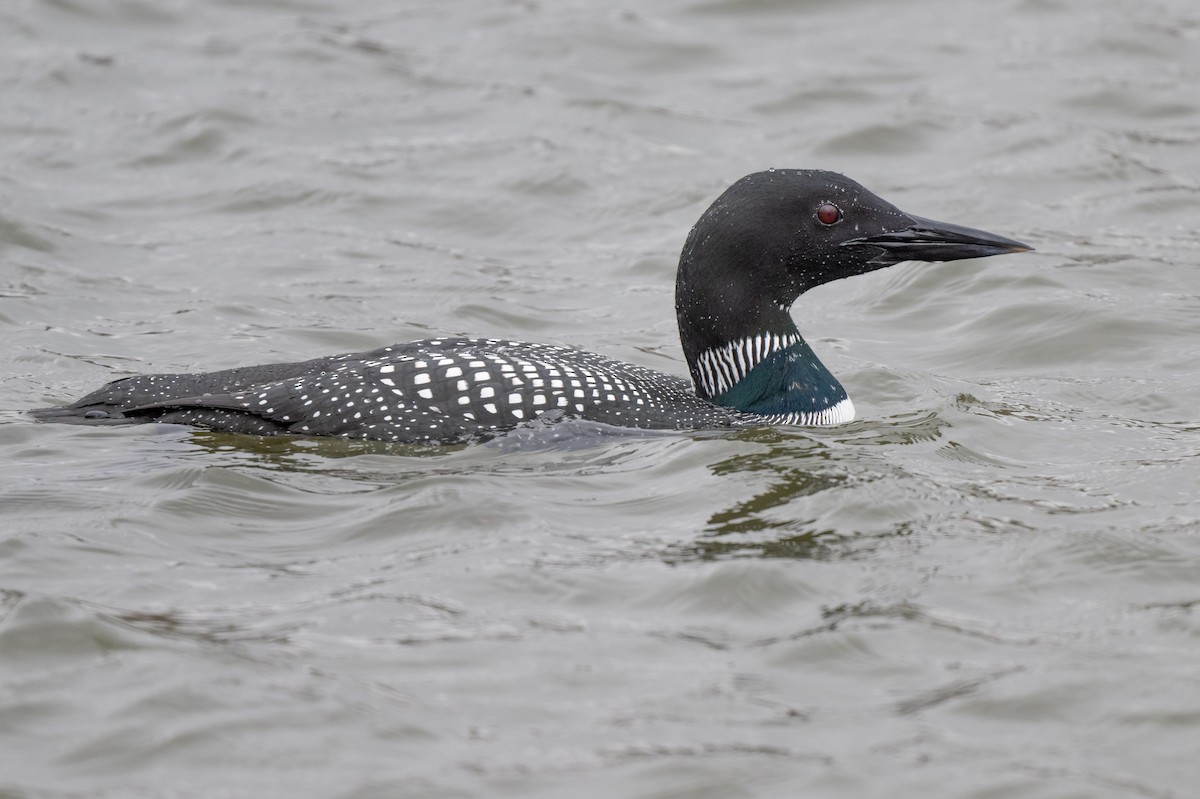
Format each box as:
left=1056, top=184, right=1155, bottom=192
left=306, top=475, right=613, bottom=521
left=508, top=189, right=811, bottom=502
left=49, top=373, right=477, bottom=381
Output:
left=694, top=333, right=801, bottom=398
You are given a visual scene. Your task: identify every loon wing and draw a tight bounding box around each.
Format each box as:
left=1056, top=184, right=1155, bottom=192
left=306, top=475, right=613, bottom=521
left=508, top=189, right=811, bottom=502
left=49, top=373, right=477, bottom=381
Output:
left=34, top=338, right=746, bottom=443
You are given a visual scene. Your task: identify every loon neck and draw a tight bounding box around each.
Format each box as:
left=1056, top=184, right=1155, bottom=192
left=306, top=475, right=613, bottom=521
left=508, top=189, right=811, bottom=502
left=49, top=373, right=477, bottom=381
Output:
left=690, top=328, right=802, bottom=399
left=685, top=326, right=856, bottom=425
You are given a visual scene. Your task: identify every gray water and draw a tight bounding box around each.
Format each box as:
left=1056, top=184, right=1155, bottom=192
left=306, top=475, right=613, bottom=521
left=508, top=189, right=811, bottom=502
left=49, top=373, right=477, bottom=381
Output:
left=3, top=1, right=1200, bottom=797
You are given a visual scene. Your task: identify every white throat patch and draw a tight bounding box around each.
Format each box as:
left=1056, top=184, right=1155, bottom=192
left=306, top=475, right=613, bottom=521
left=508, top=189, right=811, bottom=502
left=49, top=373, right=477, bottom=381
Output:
left=759, top=395, right=856, bottom=427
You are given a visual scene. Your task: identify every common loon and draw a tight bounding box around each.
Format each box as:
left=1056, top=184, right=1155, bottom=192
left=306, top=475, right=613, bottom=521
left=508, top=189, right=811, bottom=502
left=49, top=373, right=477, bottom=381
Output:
left=32, top=170, right=1031, bottom=444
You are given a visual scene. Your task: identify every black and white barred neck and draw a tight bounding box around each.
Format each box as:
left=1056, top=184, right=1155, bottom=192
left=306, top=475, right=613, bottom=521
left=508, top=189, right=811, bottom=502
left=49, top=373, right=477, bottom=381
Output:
left=691, top=333, right=855, bottom=427
left=32, top=170, right=1030, bottom=444
left=693, top=332, right=802, bottom=399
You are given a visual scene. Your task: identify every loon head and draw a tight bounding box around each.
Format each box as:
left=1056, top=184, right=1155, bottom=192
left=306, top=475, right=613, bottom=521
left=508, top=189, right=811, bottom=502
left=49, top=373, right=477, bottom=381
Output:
left=675, top=169, right=1032, bottom=412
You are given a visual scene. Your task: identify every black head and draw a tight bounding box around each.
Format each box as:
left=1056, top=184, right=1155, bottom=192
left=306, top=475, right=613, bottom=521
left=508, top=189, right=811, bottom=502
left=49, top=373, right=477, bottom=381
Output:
left=675, top=169, right=1031, bottom=363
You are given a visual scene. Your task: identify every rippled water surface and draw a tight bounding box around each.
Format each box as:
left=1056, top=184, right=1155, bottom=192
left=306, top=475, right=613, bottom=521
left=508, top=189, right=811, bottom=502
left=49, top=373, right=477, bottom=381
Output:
left=3, top=1, right=1200, bottom=797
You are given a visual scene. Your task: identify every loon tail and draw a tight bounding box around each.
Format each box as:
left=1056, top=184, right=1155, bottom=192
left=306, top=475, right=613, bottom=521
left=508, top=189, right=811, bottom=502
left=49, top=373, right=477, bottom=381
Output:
left=28, top=405, right=141, bottom=425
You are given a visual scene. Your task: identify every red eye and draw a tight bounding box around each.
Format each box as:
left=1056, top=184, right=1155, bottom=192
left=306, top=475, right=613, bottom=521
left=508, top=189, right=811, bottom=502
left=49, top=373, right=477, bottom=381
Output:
left=816, top=203, right=842, bottom=226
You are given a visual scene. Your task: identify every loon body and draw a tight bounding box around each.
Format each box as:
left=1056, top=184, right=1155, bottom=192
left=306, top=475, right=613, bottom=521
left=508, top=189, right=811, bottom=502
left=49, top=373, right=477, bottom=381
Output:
left=33, top=170, right=1030, bottom=444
